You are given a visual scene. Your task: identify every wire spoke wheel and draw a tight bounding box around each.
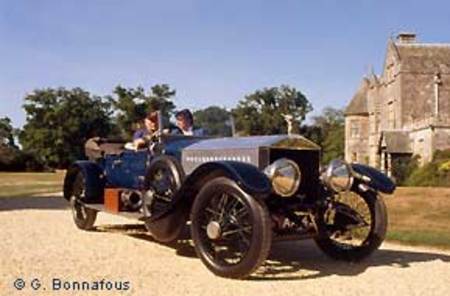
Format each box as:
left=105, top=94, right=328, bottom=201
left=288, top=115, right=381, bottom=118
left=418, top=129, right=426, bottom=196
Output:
left=143, top=156, right=184, bottom=217
left=325, top=191, right=372, bottom=248
left=199, top=191, right=253, bottom=265
left=149, top=167, right=177, bottom=202
left=68, top=170, right=97, bottom=230
left=142, top=156, right=185, bottom=243
left=314, top=189, right=387, bottom=261
left=191, top=177, right=271, bottom=279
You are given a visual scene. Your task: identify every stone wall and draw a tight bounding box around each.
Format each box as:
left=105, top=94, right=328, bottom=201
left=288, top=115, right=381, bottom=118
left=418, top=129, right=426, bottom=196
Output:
left=434, top=127, right=450, bottom=152
left=345, top=115, right=369, bottom=163
left=437, top=73, right=450, bottom=123
left=409, top=128, right=434, bottom=164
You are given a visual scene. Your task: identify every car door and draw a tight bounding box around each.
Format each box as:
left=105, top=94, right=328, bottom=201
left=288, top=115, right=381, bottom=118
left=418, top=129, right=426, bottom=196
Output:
left=105, top=150, right=150, bottom=189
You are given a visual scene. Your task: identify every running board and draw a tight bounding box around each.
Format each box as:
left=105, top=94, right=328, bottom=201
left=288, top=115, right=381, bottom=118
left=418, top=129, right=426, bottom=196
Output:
left=84, top=203, right=146, bottom=221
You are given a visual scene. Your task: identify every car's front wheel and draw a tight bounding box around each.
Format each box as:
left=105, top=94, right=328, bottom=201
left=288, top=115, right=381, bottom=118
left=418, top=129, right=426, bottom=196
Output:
left=69, top=171, right=98, bottom=230
left=314, top=190, right=387, bottom=261
left=190, top=177, right=272, bottom=279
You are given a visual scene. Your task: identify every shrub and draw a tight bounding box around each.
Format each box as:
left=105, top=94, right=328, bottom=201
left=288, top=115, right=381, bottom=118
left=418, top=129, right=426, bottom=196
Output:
left=392, top=155, right=419, bottom=185
left=405, top=150, right=450, bottom=187
left=0, top=144, right=45, bottom=172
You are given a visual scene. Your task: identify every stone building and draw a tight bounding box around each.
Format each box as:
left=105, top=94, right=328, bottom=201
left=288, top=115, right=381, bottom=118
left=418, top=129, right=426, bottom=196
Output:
left=345, top=33, right=450, bottom=177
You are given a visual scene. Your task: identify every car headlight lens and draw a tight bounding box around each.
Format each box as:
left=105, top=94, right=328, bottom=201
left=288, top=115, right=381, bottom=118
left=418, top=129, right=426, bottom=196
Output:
left=324, top=159, right=353, bottom=192
left=264, top=158, right=301, bottom=197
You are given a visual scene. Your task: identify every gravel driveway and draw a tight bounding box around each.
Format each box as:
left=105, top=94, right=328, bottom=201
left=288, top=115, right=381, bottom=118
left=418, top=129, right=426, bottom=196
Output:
left=1, top=194, right=449, bottom=296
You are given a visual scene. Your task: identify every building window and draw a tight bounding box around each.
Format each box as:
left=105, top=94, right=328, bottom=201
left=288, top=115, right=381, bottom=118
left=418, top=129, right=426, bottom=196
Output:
left=388, top=99, right=395, bottom=129
left=350, top=122, right=359, bottom=138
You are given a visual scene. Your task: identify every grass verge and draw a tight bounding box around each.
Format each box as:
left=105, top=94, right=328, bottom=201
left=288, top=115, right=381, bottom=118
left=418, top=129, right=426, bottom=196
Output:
left=384, top=186, right=450, bottom=250
left=0, top=171, right=65, bottom=198
left=386, top=230, right=450, bottom=249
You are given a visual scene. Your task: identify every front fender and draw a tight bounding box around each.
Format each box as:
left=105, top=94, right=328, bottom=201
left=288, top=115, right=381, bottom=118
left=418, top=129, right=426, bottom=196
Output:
left=63, top=161, right=105, bottom=202
left=184, top=161, right=271, bottom=198
left=146, top=161, right=271, bottom=225
left=351, top=163, right=396, bottom=194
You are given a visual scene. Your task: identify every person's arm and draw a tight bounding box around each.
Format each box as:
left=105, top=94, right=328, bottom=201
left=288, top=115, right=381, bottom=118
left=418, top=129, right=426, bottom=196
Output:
left=131, top=129, right=146, bottom=150
left=133, top=138, right=146, bottom=149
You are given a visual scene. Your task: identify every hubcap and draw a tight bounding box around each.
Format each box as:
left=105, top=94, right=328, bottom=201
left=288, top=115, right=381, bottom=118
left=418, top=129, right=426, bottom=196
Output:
left=206, top=221, right=222, bottom=240
left=198, top=190, right=253, bottom=266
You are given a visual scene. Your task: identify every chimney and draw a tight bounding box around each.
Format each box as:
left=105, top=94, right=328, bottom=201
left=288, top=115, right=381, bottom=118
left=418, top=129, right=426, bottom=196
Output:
left=396, top=32, right=417, bottom=44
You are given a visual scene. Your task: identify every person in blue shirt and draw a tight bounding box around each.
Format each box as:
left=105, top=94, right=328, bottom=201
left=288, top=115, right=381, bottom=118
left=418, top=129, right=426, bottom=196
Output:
left=129, top=111, right=159, bottom=150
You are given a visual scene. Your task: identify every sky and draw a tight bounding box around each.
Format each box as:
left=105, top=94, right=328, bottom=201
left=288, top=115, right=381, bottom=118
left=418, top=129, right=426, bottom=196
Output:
left=1, top=0, right=450, bottom=128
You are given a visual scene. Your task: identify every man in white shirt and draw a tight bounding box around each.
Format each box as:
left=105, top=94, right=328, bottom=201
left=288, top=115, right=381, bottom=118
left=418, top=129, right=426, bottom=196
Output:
left=175, top=109, right=203, bottom=136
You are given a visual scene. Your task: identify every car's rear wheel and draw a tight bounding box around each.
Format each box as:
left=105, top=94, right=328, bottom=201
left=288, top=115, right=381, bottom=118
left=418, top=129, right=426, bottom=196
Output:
left=69, top=171, right=97, bottom=230
left=143, top=155, right=185, bottom=216
left=190, top=177, right=272, bottom=279
left=143, top=156, right=186, bottom=243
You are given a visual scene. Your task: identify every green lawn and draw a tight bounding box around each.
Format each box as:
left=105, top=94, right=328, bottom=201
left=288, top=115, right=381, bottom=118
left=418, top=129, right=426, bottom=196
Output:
left=386, top=230, right=450, bottom=248
left=0, top=172, right=65, bottom=198
left=384, top=187, right=450, bottom=249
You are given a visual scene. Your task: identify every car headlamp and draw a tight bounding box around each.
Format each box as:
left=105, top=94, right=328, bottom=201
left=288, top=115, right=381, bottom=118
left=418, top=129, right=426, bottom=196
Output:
left=323, top=159, right=353, bottom=192
left=264, top=158, right=301, bottom=197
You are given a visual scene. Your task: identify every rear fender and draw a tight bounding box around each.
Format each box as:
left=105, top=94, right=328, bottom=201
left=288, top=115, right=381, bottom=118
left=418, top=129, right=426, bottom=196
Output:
left=63, top=161, right=105, bottom=203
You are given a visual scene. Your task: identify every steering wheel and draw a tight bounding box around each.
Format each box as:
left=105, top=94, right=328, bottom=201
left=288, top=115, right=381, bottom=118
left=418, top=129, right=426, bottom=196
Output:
left=164, top=125, right=183, bottom=135
left=133, top=125, right=184, bottom=151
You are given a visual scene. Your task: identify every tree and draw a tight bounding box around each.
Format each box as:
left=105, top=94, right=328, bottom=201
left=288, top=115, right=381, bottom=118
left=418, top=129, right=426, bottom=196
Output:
left=193, top=106, right=232, bottom=137
left=232, top=85, right=312, bottom=135
left=19, top=88, right=113, bottom=169
left=311, top=107, right=345, bottom=164
left=321, top=125, right=345, bottom=164
left=108, top=84, right=176, bottom=138
left=0, top=117, right=15, bottom=146
left=0, top=116, right=23, bottom=171
left=299, top=124, right=323, bottom=147
left=0, top=145, right=21, bottom=171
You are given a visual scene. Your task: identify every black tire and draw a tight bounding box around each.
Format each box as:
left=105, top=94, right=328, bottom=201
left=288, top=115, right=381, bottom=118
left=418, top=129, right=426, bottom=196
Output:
left=190, top=177, right=272, bottom=279
left=143, top=155, right=185, bottom=243
left=314, top=190, right=387, bottom=261
left=143, top=155, right=184, bottom=215
left=69, top=171, right=97, bottom=230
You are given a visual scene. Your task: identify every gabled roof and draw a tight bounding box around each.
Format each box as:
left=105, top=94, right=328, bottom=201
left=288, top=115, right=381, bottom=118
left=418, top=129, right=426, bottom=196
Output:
left=381, top=39, right=402, bottom=77
left=345, top=78, right=369, bottom=116
left=395, top=43, right=450, bottom=73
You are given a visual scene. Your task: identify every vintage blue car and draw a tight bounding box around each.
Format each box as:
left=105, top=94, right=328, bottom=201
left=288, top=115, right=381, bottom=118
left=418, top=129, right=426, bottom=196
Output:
left=63, top=122, right=395, bottom=279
